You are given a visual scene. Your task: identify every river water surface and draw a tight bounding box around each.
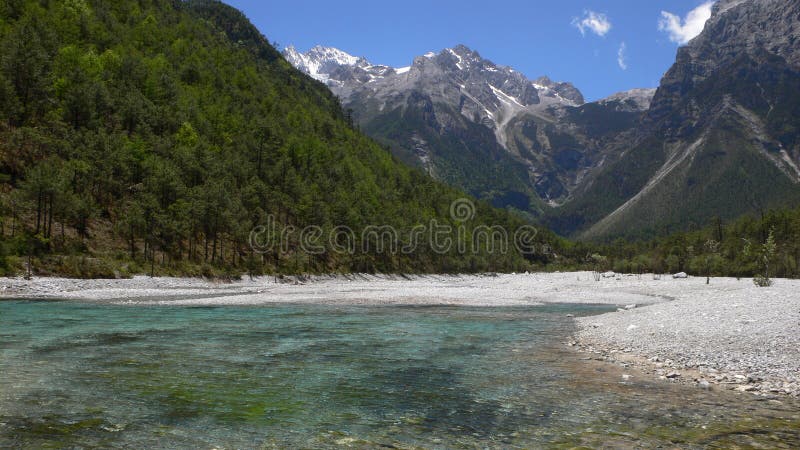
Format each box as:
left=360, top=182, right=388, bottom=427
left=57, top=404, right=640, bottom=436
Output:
left=1, top=300, right=799, bottom=448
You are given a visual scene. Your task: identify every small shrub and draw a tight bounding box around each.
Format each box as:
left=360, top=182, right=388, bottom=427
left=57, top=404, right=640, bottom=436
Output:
left=54, top=256, right=119, bottom=279
left=753, top=273, right=773, bottom=287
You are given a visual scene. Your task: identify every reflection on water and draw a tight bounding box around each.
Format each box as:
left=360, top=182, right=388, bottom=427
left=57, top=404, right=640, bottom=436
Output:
left=1, top=301, right=799, bottom=448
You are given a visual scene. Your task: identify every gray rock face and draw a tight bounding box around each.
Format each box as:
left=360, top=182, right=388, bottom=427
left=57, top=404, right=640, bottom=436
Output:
left=649, top=0, right=800, bottom=125
left=566, top=0, right=800, bottom=239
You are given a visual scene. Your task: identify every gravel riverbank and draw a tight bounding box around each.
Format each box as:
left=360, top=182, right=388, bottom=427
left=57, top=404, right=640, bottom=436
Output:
left=573, top=275, right=800, bottom=398
left=0, top=272, right=665, bottom=306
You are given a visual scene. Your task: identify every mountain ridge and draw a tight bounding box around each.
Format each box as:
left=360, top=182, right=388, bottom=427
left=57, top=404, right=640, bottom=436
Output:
left=283, top=44, right=653, bottom=213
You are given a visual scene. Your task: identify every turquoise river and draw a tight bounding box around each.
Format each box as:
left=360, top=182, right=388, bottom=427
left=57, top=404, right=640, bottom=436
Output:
left=1, top=300, right=799, bottom=448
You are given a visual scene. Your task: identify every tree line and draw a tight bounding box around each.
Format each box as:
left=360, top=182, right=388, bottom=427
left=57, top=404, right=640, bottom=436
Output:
left=560, top=208, right=800, bottom=282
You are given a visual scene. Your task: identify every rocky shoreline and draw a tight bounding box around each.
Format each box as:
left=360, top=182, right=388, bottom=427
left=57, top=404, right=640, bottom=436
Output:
left=571, top=340, right=800, bottom=399
left=573, top=276, right=800, bottom=399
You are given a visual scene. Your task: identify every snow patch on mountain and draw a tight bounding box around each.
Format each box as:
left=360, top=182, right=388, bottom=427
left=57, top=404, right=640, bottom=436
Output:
left=447, top=48, right=465, bottom=69
left=283, top=45, right=363, bottom=82
left=490, top=84, right=525, bottom=108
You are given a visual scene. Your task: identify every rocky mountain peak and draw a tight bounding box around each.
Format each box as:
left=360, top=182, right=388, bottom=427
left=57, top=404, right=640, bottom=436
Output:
left=712, top=0, right=753, bottom=16
left=438, top=45, right=483, bottom=70
left=648, top=0, right=800, bottom=125
left=450, top=44, right=479, bottom=56
left=599, top=88, right=657, bottom=112
left=283, top=44, right=585, bottom=109
left=281, top=45, right=398, bottom=94
left=282, top=45, right=364, bottom=82
left=533, top=76, right=585, bottom=106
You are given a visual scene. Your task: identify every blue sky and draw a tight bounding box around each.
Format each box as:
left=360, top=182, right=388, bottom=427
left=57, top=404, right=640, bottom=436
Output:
left=225, top=1, right=715, bottom=101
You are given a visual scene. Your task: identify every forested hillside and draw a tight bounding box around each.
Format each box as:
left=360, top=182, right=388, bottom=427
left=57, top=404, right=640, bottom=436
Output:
left=0, top=0, right=547, bottom=277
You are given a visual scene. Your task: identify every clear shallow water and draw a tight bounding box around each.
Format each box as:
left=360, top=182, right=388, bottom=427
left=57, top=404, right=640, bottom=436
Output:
left=1, top=301, right=799, bottom=448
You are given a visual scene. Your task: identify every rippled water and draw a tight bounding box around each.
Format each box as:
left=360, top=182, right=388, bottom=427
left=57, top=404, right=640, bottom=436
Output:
left=1, top=300, right=799, bottom=448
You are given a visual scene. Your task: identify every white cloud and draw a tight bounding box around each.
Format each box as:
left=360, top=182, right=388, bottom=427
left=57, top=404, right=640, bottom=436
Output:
left=617, top=42, right=627, bottom=70
left=658, top=1, right=715, bottom=45
left=572, top=10, right=612, bottom=37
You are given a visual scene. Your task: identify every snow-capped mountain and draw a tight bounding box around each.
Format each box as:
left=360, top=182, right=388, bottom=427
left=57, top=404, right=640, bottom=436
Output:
left=284, top=44, right=647, bottom=210
left=283, top=45, right=400, bottom=90
left=283, top=45, right=361, bottom=81
left=283, top=44, right=584, bottom=131
left=283, top=44, right=590, bottom=158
